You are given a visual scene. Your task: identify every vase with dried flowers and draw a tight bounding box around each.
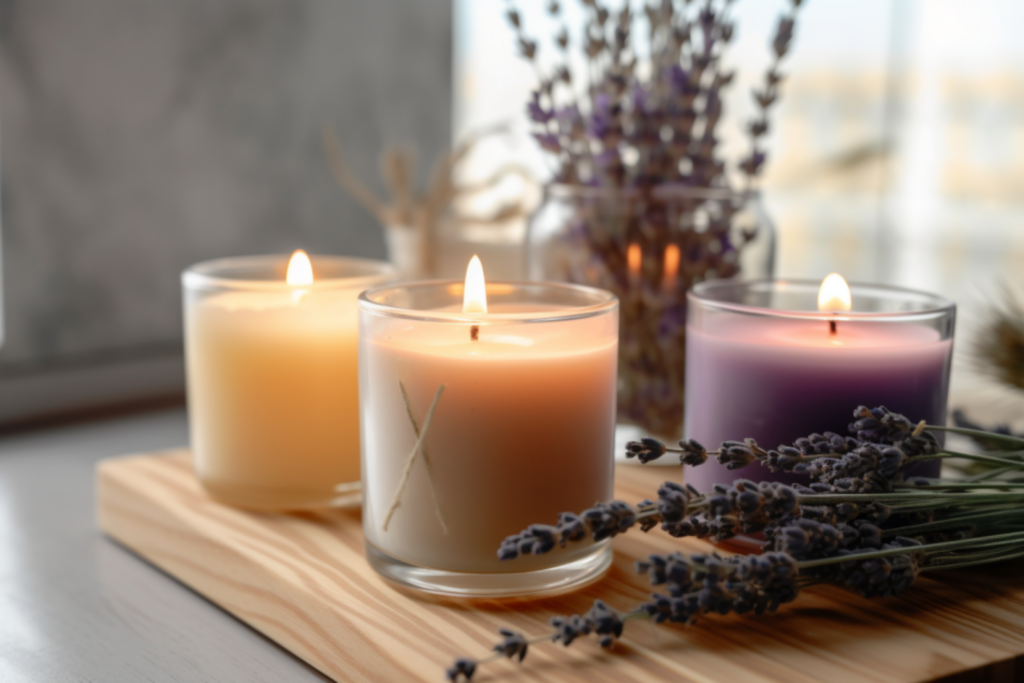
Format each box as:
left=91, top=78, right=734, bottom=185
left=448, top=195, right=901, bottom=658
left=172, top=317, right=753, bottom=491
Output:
left=323, top=126, right=532, bottom=279
left=511, top=0, right=801, bottom=441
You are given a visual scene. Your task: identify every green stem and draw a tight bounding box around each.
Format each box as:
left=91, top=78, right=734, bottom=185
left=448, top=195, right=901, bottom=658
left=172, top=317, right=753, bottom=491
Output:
left=881, top=509, right=1024, bottom=538
left=965, top=466, right=1018, bottom=482
left=921, top=547, right=1024, bottom=572
left=894, top=481, right=1024, bottom=490
left=797, top=531, right=1024, bottom=570
left=926, top=425, right=1024, bottom=449
left=890, top=494, right=1024, bottom=514
left=926, top=543, right=1024, bottom=565
left=804, top=492, right=1024, bottom=507
left=909, top=451, right=1024, bottom=469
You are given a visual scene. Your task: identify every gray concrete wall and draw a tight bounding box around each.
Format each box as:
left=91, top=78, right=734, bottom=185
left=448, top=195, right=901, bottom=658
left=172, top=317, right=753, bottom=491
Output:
left=0, top=0, right=452, bottom=422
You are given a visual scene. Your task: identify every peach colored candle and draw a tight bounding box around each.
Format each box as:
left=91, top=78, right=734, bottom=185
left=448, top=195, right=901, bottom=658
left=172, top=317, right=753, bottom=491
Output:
left=358, top=258, right=619, bottom=595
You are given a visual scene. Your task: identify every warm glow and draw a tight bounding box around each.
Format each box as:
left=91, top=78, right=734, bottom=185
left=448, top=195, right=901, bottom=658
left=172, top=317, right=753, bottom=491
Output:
left=818, top=273, right=852, bottom=312
left=662, top=244, right=680, bottom=289
left=462, top=255, right=488, bottom=314
left=286, top=250, right=314, bottom=286
left=627, top=243, right=642, bottom=276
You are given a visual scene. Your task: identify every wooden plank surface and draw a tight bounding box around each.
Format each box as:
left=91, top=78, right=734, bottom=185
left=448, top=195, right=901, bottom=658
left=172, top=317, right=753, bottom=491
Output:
left=96, top=450, right=1024, bottom=683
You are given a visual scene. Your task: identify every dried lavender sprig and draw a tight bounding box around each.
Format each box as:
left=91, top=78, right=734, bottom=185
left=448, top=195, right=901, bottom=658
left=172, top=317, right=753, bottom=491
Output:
left=498, top=479, right=972, bottom=559
left=448, top=552, right=799, bottom=680
left=457, top=522, right=1024, bottom=680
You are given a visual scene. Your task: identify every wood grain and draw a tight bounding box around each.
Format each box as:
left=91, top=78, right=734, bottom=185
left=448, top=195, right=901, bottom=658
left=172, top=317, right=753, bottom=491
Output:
left=97, top=450, right=1024, bottom=683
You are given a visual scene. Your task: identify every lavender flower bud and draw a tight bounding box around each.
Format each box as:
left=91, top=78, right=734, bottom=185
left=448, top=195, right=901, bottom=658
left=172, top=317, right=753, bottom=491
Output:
left=525, top=524, right=559, bottom=554
left=446, top=657, right=477, bottom=682
left=857, top=523, right=883, bottom=549
left=583, top=500, right=637, bottom=541
left=677, top=438, right=708, bottom=466
left=493, top=628, right=529, bottom=662
left=657, top=481, right=691, bottom=523
left=765, top=446, right=806, bottom=472
left=772, top=16, right=795, bottom=58
left=717, top=440, right=758, bottom=469
left=587, top=600, right=624, bottom=647
left=518, top=37, right=537, bottom=60
left=625, top=437, right=667, bottom=464
left=550, top=614, right=590, bottom=646
left=835, top=539, right=921, bottom=598
left=557, top=512, right=587, bottom=543
left=851, top=406, right=913, bottom=442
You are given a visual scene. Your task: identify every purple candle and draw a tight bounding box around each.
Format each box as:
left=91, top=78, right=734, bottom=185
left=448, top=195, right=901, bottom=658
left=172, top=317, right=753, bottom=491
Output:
left=683, top=277, right=955, bottom=490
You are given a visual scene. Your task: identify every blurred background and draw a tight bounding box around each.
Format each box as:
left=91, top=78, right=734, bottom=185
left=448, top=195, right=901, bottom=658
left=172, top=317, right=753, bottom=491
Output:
left=2, top=0, right=1024, bottom=428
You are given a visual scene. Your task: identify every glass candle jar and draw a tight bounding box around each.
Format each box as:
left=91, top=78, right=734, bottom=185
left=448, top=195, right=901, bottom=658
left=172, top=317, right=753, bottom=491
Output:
left=358, top=280, right=618, bottom=597
left=684, top=279, right=956, bottom=491
left=182, top=254, right=393, bottom=511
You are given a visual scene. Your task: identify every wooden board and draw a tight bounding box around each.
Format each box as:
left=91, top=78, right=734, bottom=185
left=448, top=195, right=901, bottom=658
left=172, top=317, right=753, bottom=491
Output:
left=96, top=450, right=1024, bottom=683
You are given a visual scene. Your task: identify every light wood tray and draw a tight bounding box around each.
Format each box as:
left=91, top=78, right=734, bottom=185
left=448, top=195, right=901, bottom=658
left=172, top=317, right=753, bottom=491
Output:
left=97, top=450, right=1024, bottom=683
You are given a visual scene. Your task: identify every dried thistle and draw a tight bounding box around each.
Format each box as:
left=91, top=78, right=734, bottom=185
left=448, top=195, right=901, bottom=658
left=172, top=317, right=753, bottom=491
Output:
left=975, top=286, right=1024, bottom=393
left=323, top=126, right=534, bottom=276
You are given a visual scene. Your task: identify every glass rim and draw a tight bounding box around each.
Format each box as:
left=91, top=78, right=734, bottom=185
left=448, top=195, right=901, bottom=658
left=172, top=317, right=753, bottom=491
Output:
left=358, top=279, right=619, bottom=324
left=547, top=183, right=759, bottom=202
left=689, top=278, right=956, bottom=322
left=182, top=254, right=394, bottom=292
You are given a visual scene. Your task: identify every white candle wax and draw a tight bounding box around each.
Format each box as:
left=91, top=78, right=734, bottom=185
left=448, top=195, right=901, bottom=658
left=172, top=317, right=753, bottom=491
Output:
left=359, top=293, right=618, bottom=575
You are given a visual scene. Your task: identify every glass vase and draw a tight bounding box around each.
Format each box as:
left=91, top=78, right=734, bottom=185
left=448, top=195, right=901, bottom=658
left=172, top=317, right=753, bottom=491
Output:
left=527, top=184, right=775, bottom=443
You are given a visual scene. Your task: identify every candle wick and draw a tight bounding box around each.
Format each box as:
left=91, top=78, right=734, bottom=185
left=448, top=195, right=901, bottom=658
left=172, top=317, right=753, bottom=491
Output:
left=829, top=320, right=838, bottom=335
left=471, top=324, right=480, bottom=341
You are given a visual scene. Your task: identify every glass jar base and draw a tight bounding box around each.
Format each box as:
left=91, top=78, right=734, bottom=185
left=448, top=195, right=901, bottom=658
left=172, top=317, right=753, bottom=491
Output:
left=199, top=479, right=361, bottom=512
left=365, top=541, right=612, bottom=599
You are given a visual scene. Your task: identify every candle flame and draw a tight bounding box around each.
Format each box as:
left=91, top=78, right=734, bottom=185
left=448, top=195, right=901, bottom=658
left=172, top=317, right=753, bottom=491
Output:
left=286, top=250, right=314, bottom=286
left=662, top=243, right=680, bottom=289
left=463, top=255, right=487, bottom=314
left=627, top=242, right=642, bottom=276
left=818, top=273, right=852, bottom=312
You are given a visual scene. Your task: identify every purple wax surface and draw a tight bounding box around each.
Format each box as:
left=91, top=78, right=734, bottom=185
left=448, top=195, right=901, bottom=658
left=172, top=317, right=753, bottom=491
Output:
left=683, top=317, right=953, bottom=490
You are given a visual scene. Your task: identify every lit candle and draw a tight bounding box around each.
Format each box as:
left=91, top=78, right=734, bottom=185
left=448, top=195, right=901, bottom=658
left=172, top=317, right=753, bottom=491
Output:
left=683, top=277, right=955, bottom=490
left=358, top=258, right=618, bottom=596
left=182, top=251, right=393, bottom=510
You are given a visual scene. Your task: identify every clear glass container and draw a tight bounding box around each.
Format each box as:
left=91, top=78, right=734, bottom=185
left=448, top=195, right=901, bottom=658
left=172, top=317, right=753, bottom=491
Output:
left=182, top=254, right=393, bottom=511
left=527, top=184, right=774, bottom=444
left=358, top=279, right=618, bottom=597
left=684, top=279, right=956, bottom=491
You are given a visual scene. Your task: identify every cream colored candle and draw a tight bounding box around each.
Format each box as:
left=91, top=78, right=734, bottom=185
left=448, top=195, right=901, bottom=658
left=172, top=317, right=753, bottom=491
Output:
left=182, top=252, right=392, bottom=511
left=358, top=258, right=619, bottom=597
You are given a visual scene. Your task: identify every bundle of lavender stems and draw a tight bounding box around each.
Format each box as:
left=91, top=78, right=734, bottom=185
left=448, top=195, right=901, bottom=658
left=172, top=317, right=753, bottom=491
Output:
left=446, top=406, right=1024, bottom=681
left=505, top=0, right=802, bottom=436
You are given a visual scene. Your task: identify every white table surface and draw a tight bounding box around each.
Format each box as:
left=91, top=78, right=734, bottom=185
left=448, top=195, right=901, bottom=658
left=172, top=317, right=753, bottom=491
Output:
left=0, top=407, right=328, bottom=682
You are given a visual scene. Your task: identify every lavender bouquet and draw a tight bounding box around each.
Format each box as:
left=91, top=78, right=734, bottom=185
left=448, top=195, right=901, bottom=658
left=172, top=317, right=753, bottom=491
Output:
left=447, top=406, right=1024, bottom=681
left=509, top=0, right=802, bottom=437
